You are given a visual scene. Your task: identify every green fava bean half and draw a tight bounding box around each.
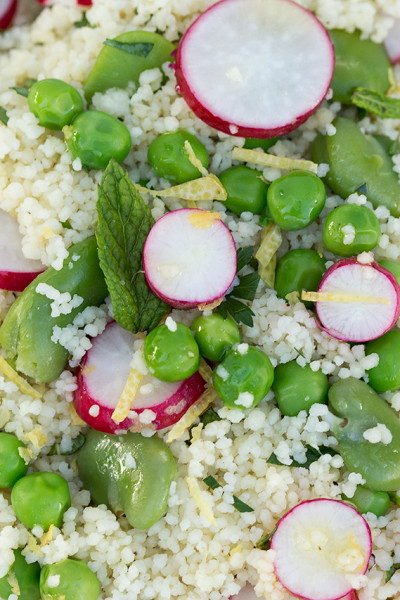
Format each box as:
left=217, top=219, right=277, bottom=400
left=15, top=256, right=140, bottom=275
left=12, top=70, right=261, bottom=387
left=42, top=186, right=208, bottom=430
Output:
left=312, top=117, right=400, bottom=217
left=323, top=204, right=381, bottom=257
left=329, top=29, right=392, bottom=104
left=272, top=361, right=328, bottom=417
left=266, top=170, right=326, bottom=231
left=0, top=549, right=41, bottom=600
left=219, top=166, right=268, bottom=216
left=328, top=377, right=400, bottom=491
left=40, top=558, right=100, bottom=600
left=77, top=430, right=177, bottom=530
left=148, top=130, right=209, bottom=184
left=342, top=485, right=391, bottom=517
left=28, top=79, right=84, bottom=130
left=84, top=31, right=175, bottom=102
left=213, top=345, right=274, bottom=410
left=379, top=259, right=400, bottom=286
left=365, top=329, right=400, bottom=392
left=0, top=236, right=108, bottom=383
left=274, top=249, right=326, bottom=303
left=191, top=313, right=241, bottom=362
left=11, top=472, right=71, bottom=530
left=64, top=111, right=131, bottom=171
left=0, top=432, right=28, bottom=488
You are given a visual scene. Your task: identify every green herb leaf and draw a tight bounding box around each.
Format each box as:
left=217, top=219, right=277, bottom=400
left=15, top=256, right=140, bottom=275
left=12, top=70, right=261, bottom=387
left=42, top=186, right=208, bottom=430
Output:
left=218, top=297, right=255, bottom=327
left=199, top=407, right=221, bottom=426
left=385, top=562, right=400, bottom=583
left=231, top=271, right=260, bottom=301
left=10, top=78, right=37, bottom=98
left=236, top=246, right=254, bottom=273
left=267, top=444, right=338, bottom=469
left=203, top=475, right=221, bottom=490
left=352, top=87, right=400, bottom=120
left=203, top=476, right=254, bottom=513
left=103, top=39, right=154, bottom=57
left=61, top=220, right=72, bottom=230
left=74, top=12, right=95, bottom=28
left=96, top=159, right=168, bottom=333
left=256, top=527, right=277, bottom=550
left=0, top=106, right=8, bottom=125
left=48, top=434, right=86, bottom=456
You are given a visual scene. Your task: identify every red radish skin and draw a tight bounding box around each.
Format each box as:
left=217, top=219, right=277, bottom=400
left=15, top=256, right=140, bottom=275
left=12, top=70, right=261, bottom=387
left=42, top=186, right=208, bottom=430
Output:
left=143, top=209, right=237, bottom=309
left=37, top=0, right=92, bottom=5
left=384, top=18, right=400, bottom=64
left=0, top=0, right=17, bottom=29
left=73, top=321, right=206, bottom=434
left=0, top=209, right=45, bottom=291
left=271, top=499, right=371, bottom=600
left=174, top=0, right=334, bottom=138
left=315, top=257, right=400, bottom=343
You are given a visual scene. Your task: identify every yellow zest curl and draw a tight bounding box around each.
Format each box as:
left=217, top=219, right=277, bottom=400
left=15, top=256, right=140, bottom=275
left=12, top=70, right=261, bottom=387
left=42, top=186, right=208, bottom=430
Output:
left=232, top=147, right=319, bottom=174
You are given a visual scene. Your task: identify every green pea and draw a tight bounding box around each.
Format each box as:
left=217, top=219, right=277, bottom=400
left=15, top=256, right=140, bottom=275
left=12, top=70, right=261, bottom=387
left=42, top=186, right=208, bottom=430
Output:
left=28, top=79, right=84, bottom=130
left=365, top=330, right=400, bottom=392
left=312, top=116, right=400, bottom=217
left=342, top=485, right=391, bottom=517
left=40, top=558, right=100, bottom=600
left=379, top=259, right=400, bottom=286
left=77, top=430, right=176, bottom=530
left=272, top=361, right=328, bottom=416
left=266, top=170, right=326, bottom=230
left=64, top=111, right=131, bottom=170
left=84, top=31, right=175, bottom=102
left=144, top=322, right=200, bottom=382
left=0, top=432, right=28, bottom=488
left=243, top=137, right=279, bottom=151
left=218, top=166, right=268, bottom=215
left=329, top=29, right=392, bottom=105
left=191, top=313, right=241, bottom=362
left=11, top=472, right=71, bottom=530
left=0, top=237, right=108, bottom=383
left=0, top=549, right=40, bottom=600
left=274, top=249, right=326, bottom=304
left=213, top=345, right=274, bottom=410
left=323, top=204, right=381, bottom=256
left=148, top=130, right=209, bottom=184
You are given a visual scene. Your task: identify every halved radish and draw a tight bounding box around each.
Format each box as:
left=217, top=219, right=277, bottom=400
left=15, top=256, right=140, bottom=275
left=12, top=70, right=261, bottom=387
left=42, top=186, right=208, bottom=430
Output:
left=384, top=18, right=400, bottom=64
left=0, top=0, right=17, bottom=29
left=74, top=321, right=206, bottom=434
left=0, top=209, right=45, bottom=291
left=271, top=499, right=371, bottom=600
left=174, top=0, right=334, bottom=138
left=310, top=256, right=400, bottom=343
left=143, top=209, right=237, bottom=309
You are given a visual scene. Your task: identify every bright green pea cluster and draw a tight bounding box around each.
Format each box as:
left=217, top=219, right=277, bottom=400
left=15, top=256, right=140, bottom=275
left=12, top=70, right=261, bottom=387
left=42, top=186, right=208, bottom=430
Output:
left=219, top=165, right=268, bottom=216
left=0, top=432, right=28, bottom=488
left=323, top=204, right=381, bottom=256
left=40, top=558, right=100, bottom=600
left=272, top=361, right=329, bottom=416
left=148, top=130, right=209, bottom=184
left=191, top=313, right=240, bottom=362
left=274, top=249, right=326, bottom=304
left=28, top=79, right=84, bottom=130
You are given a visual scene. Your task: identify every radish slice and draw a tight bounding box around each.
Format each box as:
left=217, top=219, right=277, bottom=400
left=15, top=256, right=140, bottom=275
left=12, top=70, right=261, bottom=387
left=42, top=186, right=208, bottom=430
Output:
left=0, top=209, right=45, bottom=291
left=384, top=18, right=400, bottom=64
left=313, top=256, right=400, bottom=343
left=271, top=499, right=372, bottom=600
left=174, top=0, right=334, bottom=138
left=0, top=0, right=17, bottom=29
left=74, top=321, right=206, bottom=434
left=143, top=209, right=237, bottom=309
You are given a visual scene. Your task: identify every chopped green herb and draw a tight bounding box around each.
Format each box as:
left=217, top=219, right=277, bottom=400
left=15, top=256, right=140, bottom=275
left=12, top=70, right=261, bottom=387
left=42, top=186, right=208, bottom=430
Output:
left=103, top=39, right=154, bottom=57
left=0, top=106, right=8, bottom=125
left=203, top=475, right=221, bottom=490
left=236, top=246, right=254, bottom=273
left=73, top=12, right=95, bottom=28
left=61, top=220, right=72, bottom=230
left=385, top=562, right=400, bottom=583
left=199, top=407, right=221, bottom=426
left=48, top=434, right=86, bottom=456
left=293, top=347, right=305, bottom=359
left=96, top=159, right=168, bottom=333
left=352, top=87, right=400, bottom=120
left=219, top=246, right=259, bottom=326
left=218, top=296, right=255, bottom=327
left=256, top=527, right=277, bottom=550
left=10, top=78, right=37, bottom=98
left=232, top=271, right=260, bottom=301
left=267, top=444, right=338, bottom=469
left=203, top=475, right=254, bottom=513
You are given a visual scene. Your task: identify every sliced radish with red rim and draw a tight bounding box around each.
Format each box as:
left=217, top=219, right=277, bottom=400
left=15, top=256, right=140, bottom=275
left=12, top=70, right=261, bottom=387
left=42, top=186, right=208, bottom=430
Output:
left=384, top=18, right=400, bottom=64
left=0, top=209, right=45, bottom=291
left=174, top=0, right=334, bottom=138
left=74, top=321, right=206, bottom=434
left=143, top=209, right=237, bottom=309
left=271, top=499, right=371, bottom=600
left=0, top=0, right=17, bottom=29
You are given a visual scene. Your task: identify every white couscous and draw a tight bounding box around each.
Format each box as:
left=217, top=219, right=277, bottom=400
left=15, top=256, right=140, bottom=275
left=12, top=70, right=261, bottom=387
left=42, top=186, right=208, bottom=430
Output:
left=1, top=1, right=400, bottom=600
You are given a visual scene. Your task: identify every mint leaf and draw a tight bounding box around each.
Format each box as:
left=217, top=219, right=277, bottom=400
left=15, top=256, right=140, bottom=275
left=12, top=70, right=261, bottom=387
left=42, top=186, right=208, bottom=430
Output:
left=10, top=78, right=37, bottom=98
left=352, top=88, right=400, bottom=120
left=0, top=106, right=8, bottom=125
left=103, top=39, right=154, bottom=57
left=232, top=271, right=260, bottom=301
left=96, top=159, right=168, bottom=333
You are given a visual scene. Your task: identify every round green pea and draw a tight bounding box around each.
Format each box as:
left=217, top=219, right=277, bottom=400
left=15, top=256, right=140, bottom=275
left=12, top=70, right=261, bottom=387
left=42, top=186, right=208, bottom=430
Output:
left=64, top=110, right=131, bottom=170
left=0, top=432, right=28, bottom=488
left=11, top=472, right=71, bottom=531
left=191, top=313, right=241, bottom=362
left=218, top=166, right=268, bottom=215
left=379, top=259, right=400, bottom=286
left=323, top=204, right=381, bottom=256
left=365, top=329, right=400, bottom=392
left=244, top=137, right=279, bottom=151
left=212, top=345, right=274, bottom=410
left=28, top=79, right=84, bottom=130
left=0, top=549, right=41, bottom=600
left=272, top=361, right=329, bottom=416
left=144, top=322, right=200, bottom=382
left=275, top=249, right=326, bottom=304
left=148, top=130, right=209, bottom=184
left=40, top=558, right=100, bottom=600
left=267, top=170, right=326, bottom=230
left=343, top=485, right=391, bottom=517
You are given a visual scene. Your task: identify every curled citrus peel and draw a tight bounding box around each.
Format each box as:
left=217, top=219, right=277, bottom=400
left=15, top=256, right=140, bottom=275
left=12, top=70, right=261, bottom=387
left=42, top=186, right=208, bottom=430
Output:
left=256, top=223, right=282, bottom=286
left=0, top=356, right=41, bottom=399
left=186, top=476, right=217, bottom=526
left=111, top=367, right=144, bottom=424
left=301, top=290, right=390, bottom=305
left=232, top=147, right=319, bottom=174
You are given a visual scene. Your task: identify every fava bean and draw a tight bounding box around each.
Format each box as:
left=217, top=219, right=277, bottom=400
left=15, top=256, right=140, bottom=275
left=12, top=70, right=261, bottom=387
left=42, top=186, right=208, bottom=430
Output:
left=0, top=432, right=28, bottom=488
left=28, top=79, right=83, bottom=130
left=379, top=259, right=400, bottom=286
left=323, top=204, right=381, bottom=256
left=272, top=361, right=328, bottom=416
left=0, top=549, right=40, bottom=600
left=191, top=313, right=240, bottom=362
left=40, top=558, right=100, bottom=600
left=342, top=485, right=391, bottom=517
left=148, top=130, right=209, bottom=184
left=365, top=330, right=400, bottom=392
left=219, top=165, right=268, bottom=215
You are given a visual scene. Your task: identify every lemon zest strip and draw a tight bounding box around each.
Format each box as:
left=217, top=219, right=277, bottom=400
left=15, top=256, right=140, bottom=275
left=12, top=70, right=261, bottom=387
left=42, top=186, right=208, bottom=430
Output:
left=166, top=387, right=217, bottom=443
left=255, top=223, right=282, bottom=275
left=301, top=290, right=390, bottom=305
left=232, top=147, right=319, bottom=174
left=186, top=476, right=217, bottom=526
left=40, top=524, right=54, bottom=547
left=198, top=358, right=213, bottom=384
left=188, top=210, right=222, bottom=229
left=112, top=368, right=144, bottom=423
left=7, top=571, right=20, bottom=596
left=258, top=253, right=276, bottom=288
left=135, top=174, right=227, bottom=203
left=24, top=427, right=48, bottom=451
left=184, top=140, right=209, bottom=177
left=0, top=356, right=41, bottom=399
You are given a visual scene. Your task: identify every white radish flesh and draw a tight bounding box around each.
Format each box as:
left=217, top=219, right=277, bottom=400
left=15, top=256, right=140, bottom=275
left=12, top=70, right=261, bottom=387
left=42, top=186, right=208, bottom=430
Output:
left=143, top=209, right=237, bottom=309
left=0, top=209, right=45, bottom=291
left=174, top=0, right=334, bottom=138
left=271, top=499, right=371, bottom=600
left=74, top=321, right=206, bottom=434
left=0, top=0, right=17, bottom=29
left=315, top=257, right=400, bottom=343
left=384, top=18, right=400, bottom=64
